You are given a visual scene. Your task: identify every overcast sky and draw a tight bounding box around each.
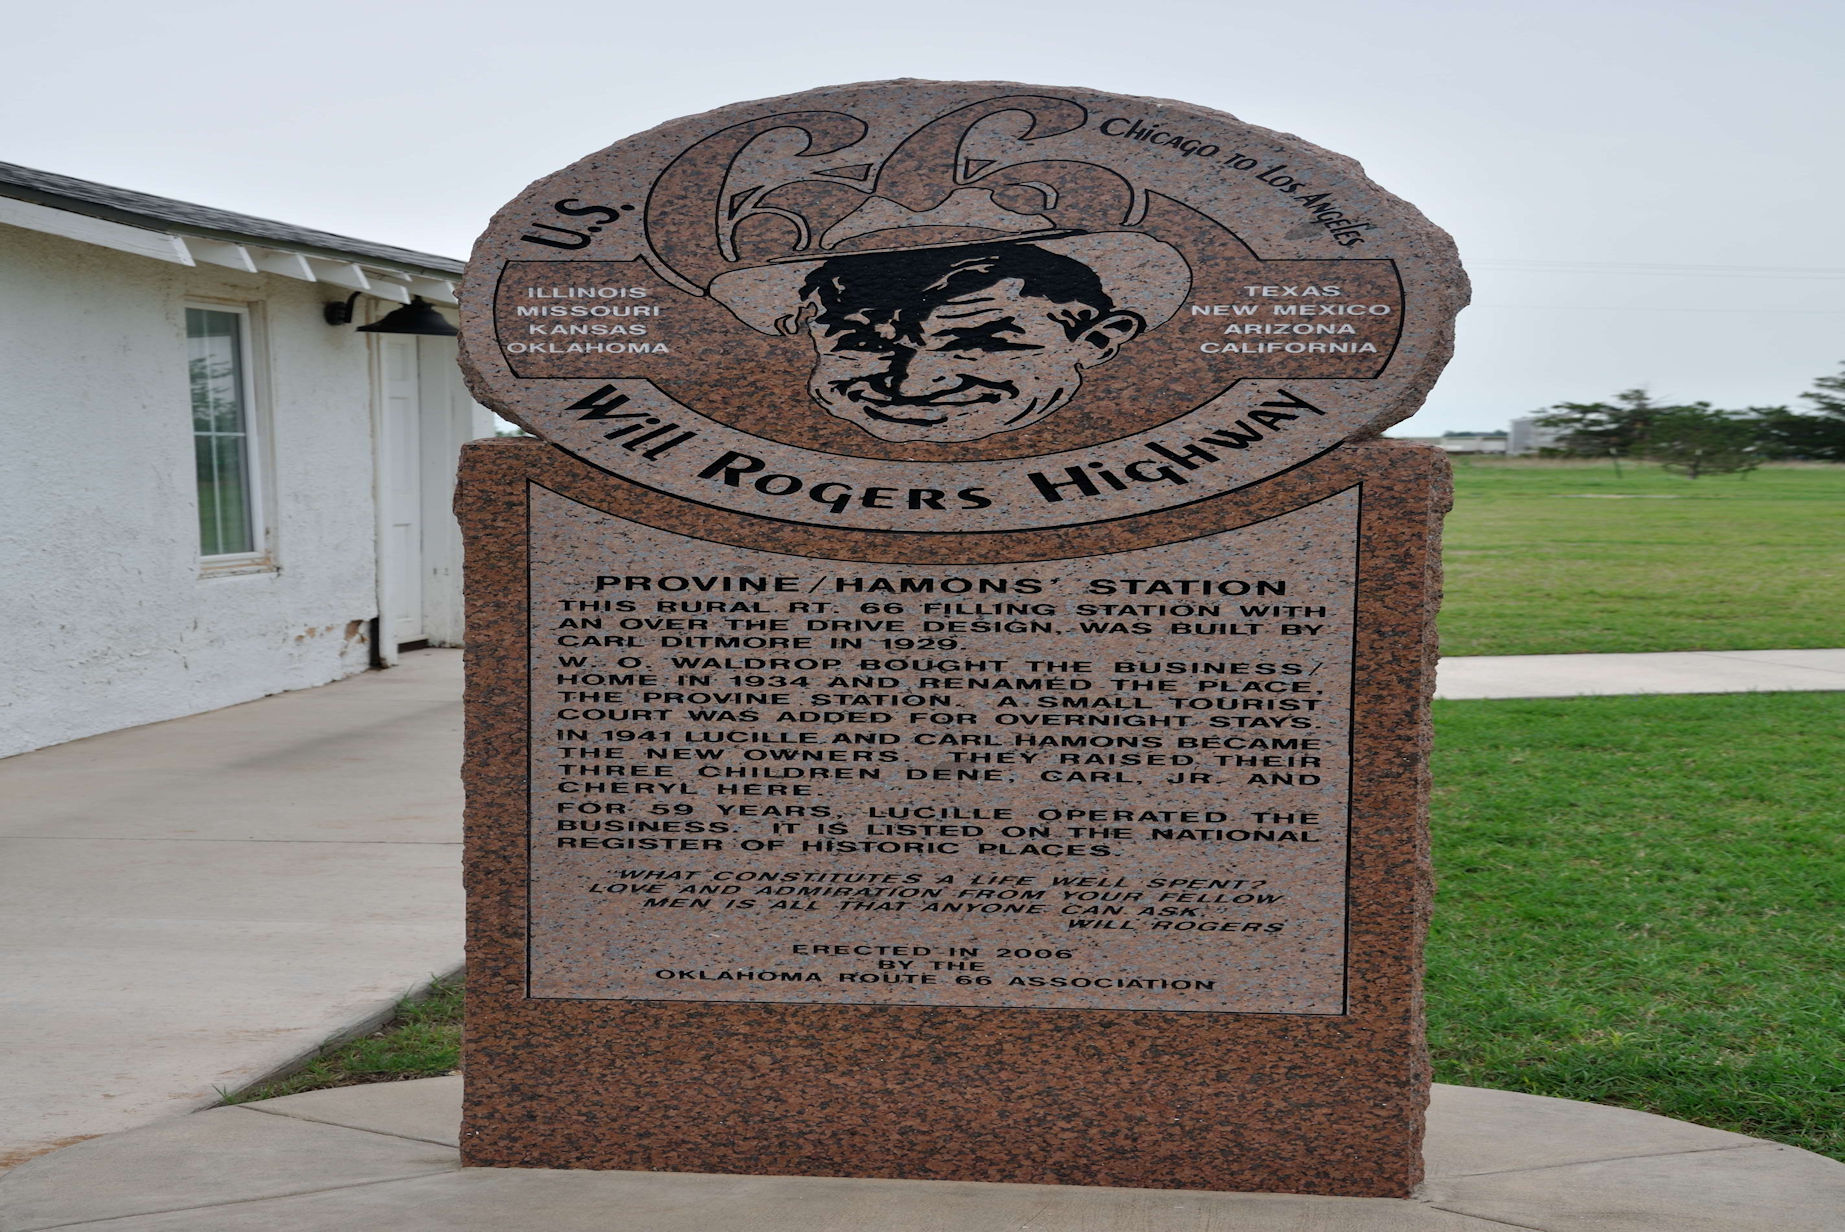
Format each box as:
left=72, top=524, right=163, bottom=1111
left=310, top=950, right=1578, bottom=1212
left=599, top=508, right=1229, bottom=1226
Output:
left=5, top=0, right=1839, bottom=433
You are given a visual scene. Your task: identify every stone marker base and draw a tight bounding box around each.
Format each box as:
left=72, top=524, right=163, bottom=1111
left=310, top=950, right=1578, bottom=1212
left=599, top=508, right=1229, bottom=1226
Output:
left=457, top=439, right=1448, bottom=1196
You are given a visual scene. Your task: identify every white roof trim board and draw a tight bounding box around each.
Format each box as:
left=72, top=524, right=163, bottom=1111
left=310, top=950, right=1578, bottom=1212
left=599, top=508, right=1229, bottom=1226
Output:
left=248, top=247, right=318, bottom=281
left=181, top=237, right=259, bottom=273
left=0, top=195, right=196, bottom=267
left=407, top=275, right=459, bottom=302
left=304, top=257, right=371, bottom=292
left=363, top=270, right=416, bottom=304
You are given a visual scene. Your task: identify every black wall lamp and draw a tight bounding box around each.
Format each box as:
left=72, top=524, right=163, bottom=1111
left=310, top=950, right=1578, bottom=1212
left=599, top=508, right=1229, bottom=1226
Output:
left=324, top=292, right=459, bottom=336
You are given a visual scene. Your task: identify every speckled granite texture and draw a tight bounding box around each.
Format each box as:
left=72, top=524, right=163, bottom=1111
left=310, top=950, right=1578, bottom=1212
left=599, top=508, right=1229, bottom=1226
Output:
left=457, top=437, right=1449, bottom=1196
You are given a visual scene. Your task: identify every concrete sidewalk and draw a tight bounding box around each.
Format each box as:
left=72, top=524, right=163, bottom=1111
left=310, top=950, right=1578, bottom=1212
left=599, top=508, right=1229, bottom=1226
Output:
left=0, top=651, right=464, bottom=1169
left=1437, top=647, right=1845, bottom=700
left=2, top=1076, right=1839, bottom=1231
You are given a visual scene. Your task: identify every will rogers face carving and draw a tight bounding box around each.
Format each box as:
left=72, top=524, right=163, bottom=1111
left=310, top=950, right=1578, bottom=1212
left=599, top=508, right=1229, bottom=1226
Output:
left=707, top=186, right=1187, bottom=443
left=794, top=240, right=1148, bottom=442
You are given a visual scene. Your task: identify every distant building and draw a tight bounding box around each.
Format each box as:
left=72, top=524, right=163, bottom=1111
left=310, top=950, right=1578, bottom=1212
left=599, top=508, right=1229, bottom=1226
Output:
left=1387, top=432, right=1509, bottom=455
left=0, top=162, right=493, bottom=757
left=1508, top=417, right=1565, bottom=455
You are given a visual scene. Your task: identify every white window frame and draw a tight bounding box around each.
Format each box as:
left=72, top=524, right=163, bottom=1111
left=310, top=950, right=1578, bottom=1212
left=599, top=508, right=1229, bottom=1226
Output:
left=186, top=301, right=276, bottom=575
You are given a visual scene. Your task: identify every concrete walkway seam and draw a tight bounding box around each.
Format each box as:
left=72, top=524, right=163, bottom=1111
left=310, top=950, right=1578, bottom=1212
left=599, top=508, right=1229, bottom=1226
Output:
left=10, top=1169, right=464, bottom=1232
left=236, top=1104, right=460, bottom=1151
left=1430, top=1141, right=1770, bottom=1181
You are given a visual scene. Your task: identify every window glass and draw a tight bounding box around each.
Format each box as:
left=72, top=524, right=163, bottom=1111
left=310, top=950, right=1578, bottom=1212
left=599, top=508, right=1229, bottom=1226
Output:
left=187, top=308, right=255, bottom=556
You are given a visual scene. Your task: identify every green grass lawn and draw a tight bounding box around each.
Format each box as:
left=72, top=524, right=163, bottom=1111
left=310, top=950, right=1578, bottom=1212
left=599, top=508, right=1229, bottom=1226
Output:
left=224, top=975, right=463, bottom=1104
left=1428, top=691, right=1844, bottom=1160
left=1437, top=460, right=1844, bottom=656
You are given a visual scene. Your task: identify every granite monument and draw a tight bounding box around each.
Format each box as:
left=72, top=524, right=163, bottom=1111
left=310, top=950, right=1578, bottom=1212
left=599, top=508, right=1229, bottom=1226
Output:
left=456, top=79, right=1465, bottom=1196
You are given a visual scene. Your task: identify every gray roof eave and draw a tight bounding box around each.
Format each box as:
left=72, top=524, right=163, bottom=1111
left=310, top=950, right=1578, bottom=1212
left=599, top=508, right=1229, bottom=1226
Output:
left=0, top=160, right=465, bottom=278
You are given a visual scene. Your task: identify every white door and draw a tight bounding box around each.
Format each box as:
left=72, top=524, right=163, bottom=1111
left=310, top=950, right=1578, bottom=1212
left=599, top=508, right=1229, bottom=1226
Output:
left=376, top=335, right=425, bottom=651
left=415, top=335, right=492, bottom=647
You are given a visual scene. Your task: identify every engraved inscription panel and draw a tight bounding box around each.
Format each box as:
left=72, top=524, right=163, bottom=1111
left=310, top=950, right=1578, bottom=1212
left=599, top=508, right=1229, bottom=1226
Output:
left=527, top=485, right=1358, bottom=1014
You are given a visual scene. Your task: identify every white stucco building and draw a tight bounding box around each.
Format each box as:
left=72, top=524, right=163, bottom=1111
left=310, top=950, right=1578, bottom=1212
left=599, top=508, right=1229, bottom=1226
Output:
left=0, top=163, right=493, bottom=758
